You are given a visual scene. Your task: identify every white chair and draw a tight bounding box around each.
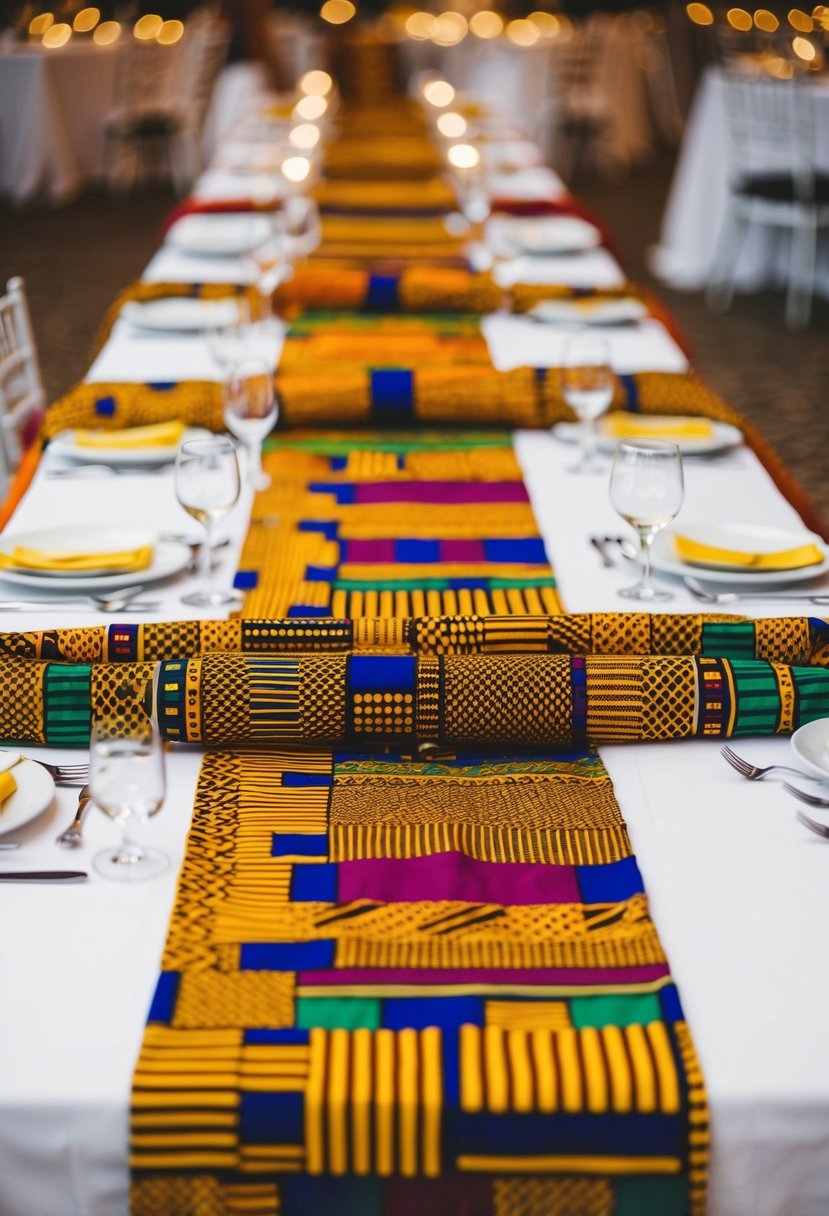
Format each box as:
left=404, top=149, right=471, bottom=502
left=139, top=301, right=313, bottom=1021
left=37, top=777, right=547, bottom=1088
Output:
left=103, top=15, right=230, bottom=195
left=707, top=67, right=829, bottom=329
left=0, top=277, right=45, bottom=493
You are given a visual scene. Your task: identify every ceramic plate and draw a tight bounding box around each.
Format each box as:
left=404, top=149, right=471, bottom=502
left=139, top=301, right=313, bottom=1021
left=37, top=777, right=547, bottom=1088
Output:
left=790, top=720, right=829, bottom=781
left=49, top=426, right=210, bottom=467
left=500, top=216, right=601, bottom=255
left=0, top=526, right=191, bottom=590
left=167, top=214, right=273, bottom=257
left=121, top=298, right=243, bottom=333
left=0, top=754, right=55, bottom=837
left=552, top=417, right=743, bottom=457
left=650, top=522, right=829, bottom=586
left=530, top=298, right=649, bottom=326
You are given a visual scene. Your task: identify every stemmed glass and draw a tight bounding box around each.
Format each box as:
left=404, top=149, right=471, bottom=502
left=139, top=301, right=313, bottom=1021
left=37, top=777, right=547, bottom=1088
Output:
left=89, top=716, right=167, bottom=882
left=246, top=215, right=290, bottom=326
left=223, top=356, right=278, bottom=491
left=609, top=439, right=685, bottom=602
left=174, top=436, right=241, bottom=607
left=207, top=295, right=252, bottom=371
left=561, top=335, right=615, bottom=474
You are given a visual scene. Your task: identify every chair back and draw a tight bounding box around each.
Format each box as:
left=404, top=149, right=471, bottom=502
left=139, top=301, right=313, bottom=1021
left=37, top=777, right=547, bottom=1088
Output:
left=0, top=277, right=45, bottom=487
left=720, top=67, right=817, bottom=202
left=176, top=15, right=231, bottom=136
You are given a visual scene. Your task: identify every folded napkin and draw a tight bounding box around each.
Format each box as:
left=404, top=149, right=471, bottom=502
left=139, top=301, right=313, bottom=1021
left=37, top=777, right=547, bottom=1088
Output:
left=0, top=545, right=153, bottom=574
left=0, top=770, right=17, bottom=810
left=602, top=415, right=714, bottom=440
left=673, top=534, right=824, bottom=571
left=72, top=420, right=186, bottom=450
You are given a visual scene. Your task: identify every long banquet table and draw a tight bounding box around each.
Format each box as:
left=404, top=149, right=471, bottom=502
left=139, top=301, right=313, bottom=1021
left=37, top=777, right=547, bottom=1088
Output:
left=1, top=71, right=829, bottom=1216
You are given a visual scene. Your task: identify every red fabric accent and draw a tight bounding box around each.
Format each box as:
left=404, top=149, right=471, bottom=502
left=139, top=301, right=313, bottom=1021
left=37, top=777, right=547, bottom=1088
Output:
left=158, top=197, right=282, bottom=240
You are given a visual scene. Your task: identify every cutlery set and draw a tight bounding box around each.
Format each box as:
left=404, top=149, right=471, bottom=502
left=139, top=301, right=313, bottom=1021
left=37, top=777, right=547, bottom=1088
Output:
left=720, top=744, right=829, bottom=840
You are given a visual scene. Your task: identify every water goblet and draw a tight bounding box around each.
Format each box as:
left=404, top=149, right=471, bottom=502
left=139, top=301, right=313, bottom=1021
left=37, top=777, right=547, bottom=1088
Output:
left=609, top=438, right=685, bottom=602
left=561, top=335, right=615, bottom=474
left=90, top=716, right=167, bottom=882
left=207, top=295, right=252, bottom=371
left=174, top=436, right=241, bottom=607
left=224, top=356, right=278, bottom=491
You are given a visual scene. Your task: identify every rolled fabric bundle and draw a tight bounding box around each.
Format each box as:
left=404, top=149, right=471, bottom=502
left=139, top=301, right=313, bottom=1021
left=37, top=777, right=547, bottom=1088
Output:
left=323, top=137, right=444, bottom=180
left=274, top=266, right=502, bottom=316
left=508, top=282, right=647, bottom=314
left=0, top=614, right=826, bottom=747
left=315, top=177, right=458, bottom=216
left=41, top=381, right=224, bottom=442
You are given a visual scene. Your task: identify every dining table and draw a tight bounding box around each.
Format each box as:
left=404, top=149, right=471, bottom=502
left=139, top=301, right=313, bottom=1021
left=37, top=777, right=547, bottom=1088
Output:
left=1, top=64, right=829, bottom=1216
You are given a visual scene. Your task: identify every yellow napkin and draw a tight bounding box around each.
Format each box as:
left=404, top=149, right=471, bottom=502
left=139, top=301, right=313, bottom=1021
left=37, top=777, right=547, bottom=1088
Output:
left=0, top=770, right=17, bottom=811
left=602, top=415, right=714, bottom=440
left=0, top=545, right=153, bottom=574
left=673, top=535, right=824, bottom=571
left=72, top=421, right=186, bottom=450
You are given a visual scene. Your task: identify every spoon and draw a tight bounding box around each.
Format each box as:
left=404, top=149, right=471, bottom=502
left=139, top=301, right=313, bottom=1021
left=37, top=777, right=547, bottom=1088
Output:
left=682, top=575, right=829, bottom=605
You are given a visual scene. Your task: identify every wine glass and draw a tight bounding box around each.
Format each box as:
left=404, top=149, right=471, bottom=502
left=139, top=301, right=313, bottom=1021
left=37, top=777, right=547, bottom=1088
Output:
left=246, top=215, right=289, bottom=326
left=561, top=335, right=615, bottom=474
left=175, top=436, right=241, bottom=607
left=89, top=716, right=167, bottom=882
left=609, top=439, right=685, bottom=602
left=224, top=356, right=278, bottom=491
left=207, top=295, right=252, bottom=371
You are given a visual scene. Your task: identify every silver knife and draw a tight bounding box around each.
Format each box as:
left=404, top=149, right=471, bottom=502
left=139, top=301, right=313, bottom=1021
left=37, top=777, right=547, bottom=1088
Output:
left=0, top=870, right=87, bottom=881
left=589, top=536, right=614, bottom=568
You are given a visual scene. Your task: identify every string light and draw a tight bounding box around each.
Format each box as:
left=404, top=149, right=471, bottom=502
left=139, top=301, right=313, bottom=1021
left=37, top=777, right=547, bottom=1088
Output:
left=298, top=70, right=333, bottom=96
left=282, top=156, right=312, bottom=183
left=447, top=143, right=480, bottom=170
left=469, top=10, right=502, bottom=39
left=320, top=0, right=355, bottom=24
left=788, top=8, right=814, bottom=30
left=42, top=21, right=71, bottom=45
left=506, top=18, right=540, bottom=45
left=28, top=12, right=54, bottom=35
left=293, top=94, right=328, bottom=120
left=73, top=7, right=99, bottom=32
left=431, top=12, right=467, bottom=45
left=422, top=79, right=455, bottom=107
left=436, top=111, right=467, bottom=139
left=156, top=19, right=183, bottom=44
left=133, top=13, right=162, bottom=39
left=754, top=9, right=779, bottom=31
left=726, top=8, right=753, bottom=30
left=93, top=19, right=120, bottom=43
left=405, top=11, right=436, bottom=39
left=686, top=3, right=714, bottom=24
left=289, top=123, right=321, bottom=149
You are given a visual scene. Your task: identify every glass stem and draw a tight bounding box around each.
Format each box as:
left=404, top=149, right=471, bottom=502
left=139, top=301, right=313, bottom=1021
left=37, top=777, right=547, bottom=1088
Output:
left=584, top=418, right=598, bottom=468
left=199, top=519, right=215, bottom=590
left=638, top=529, right=655, bottom=592
left=248, top=440, right=263, bottom=487
left=117, top=816, right=143, bottom=865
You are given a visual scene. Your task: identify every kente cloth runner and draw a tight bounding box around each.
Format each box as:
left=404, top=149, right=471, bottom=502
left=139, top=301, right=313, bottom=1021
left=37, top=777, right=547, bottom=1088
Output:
left=36, top=433, right=801, bottom=1216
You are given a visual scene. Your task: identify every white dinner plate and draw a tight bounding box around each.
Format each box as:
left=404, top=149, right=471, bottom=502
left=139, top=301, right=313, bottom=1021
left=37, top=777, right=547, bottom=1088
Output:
left=0, top=526, right=192, bottom=590
left=530, top=298, right=649, bottom=326
left=500, top=216, right=601, bottom=256
left=49, top=426, right=211, bottom=467
left=0, top=754, right=55, bottom=837
left=120, top=297, right=243, bottom=333
left=790, top=719, right=829, bottom=781
left=650, top=522, right=829, bottom=586
left=552, top=417, right=743, bottom=457
left=166, top=214, right=274, bottom=257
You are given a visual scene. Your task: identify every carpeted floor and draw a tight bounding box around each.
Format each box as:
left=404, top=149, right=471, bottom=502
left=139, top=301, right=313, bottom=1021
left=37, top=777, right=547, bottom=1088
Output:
left=1, top=153, right=826, bottom=524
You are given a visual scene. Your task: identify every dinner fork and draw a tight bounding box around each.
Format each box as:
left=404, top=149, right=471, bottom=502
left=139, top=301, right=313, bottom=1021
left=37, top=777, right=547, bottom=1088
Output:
left=720, top=744, right=825, bottom=783
left=37, top=760, right=89, bottom=787
left=794, top=809, right=829, bottom=839
left=683, top=576, right=829, bottom=605
left=783, top=782, right=829, bottom=810
left=55, top=783, right=93, bottom=847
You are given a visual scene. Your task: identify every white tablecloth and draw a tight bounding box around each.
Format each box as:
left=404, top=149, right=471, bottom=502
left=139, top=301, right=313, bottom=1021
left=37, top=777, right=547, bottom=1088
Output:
left=652, top=65, right=829, bottom=297
left=1, top=105, right=829, bottom=1216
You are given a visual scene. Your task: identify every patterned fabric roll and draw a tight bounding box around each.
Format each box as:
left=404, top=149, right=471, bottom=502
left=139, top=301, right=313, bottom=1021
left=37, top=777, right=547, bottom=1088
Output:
left=274, top=267, right=503, bottom=317
left=1, top=615, right=826, bottom=747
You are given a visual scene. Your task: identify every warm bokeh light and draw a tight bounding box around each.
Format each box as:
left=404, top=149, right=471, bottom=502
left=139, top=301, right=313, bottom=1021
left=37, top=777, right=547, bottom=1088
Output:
left=133, top=13, right=162, bottom=39
left=788, top=8, right=814, bottom=29
left=422, top=79, right=455, bottom=107
left=529, top=11, right=561, bottom=37
left=447, top=142, right=481, bottom=170
left=405, top=11, right=436, bottom=39
left=282, top=156, right=312, bottom=183
left=469, top=9, right=503, bottom=38
left=320, top=0, right=355, bottom=24
left=28, top=12, right=53, bottom=35
left=753, top=8, right=779, bottom=30
left=432, top=11, right=468, bottom=45
left=73, top=7, right=99, bottom=32
left=293, top=94, right=328, bottom=120
left=156, top=19, right=183, bottom=44
left=726, top=8, right=753, bottom=30
left=686, top=3, right=714, bottom=23
left=506, top=17, right=540, bottom=45
left=436, top=111, right=467, bottom=139
left=289, top=122, right=321, bottom=149
left=93, top=18, right=120, bottom=43
left=298, top=69, right=333, bottom=96
left=792, top=32, right=817, bottom=56
left=42, top=20, right=70, bottom=45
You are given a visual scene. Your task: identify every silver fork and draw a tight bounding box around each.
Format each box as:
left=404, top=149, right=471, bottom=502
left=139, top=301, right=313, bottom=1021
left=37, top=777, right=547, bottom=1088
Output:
left=55, top=784, right=93, bottom=847
left=720, top=744, right=825, bottom=783
left=783, top=782, right=829, bottom=810
left=794, top=809, right=829, bottom=839
left=37, top=759, right=89, bottom=787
